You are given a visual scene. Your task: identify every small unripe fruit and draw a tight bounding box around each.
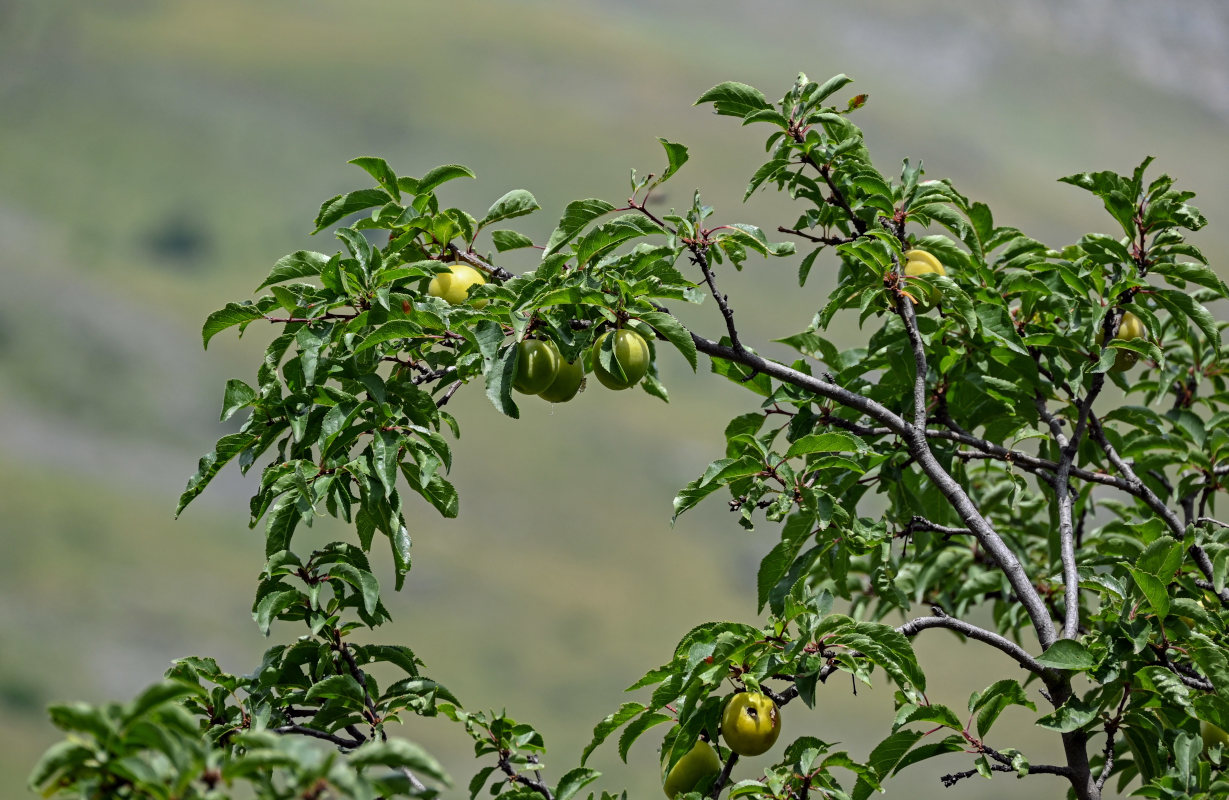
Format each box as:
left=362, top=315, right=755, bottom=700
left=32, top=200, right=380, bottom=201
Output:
left=512, top=339, right=561, bottom=395
left=1097, top=310, right=1147, bottom=372
left=902, top=252, right=946, bottom=310
left=538, top=357, right=585, bottom=403
left=427, top=263, right=487, bottom=307
left=662, top=740, right=722, bottom=800
left=1203, top=720, right=1229, bottom=752
left=591, top=329, right=650, bottom=390
left=904, top=249, right=945, bottom=274
left=720, top=693, right=781, bottom=757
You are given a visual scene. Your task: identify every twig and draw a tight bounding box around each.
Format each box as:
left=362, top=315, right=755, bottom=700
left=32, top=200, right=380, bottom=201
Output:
left=899, top=516, right=973, bottom=539
left=777, top=225, right=852, bottom=246
left=274, top=723, right=365, bottom=749
left=897, top=608, right=1054, bottom=678
left=705, top=751, right=740, bottom=800
left=436, top=379, right=463, bottom=408
left=496, top=750, right=554, bottom=800
left=940, top=762, right=1071, bottom=788
left=450, top=246, right=514, bottom=282
left=1095, top=685, right=1131, bottom=791
left=689, top=332, right=1058, bottom=649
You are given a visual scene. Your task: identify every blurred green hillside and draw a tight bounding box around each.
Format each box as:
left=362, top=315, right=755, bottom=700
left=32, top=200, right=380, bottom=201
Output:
left=1, top=1, right=1227, bottom=798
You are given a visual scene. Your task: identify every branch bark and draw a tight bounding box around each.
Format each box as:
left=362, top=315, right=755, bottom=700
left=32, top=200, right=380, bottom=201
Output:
left=898, top=608, right=1055, bottom=678
left=689, top=332, right=1058, bottom=649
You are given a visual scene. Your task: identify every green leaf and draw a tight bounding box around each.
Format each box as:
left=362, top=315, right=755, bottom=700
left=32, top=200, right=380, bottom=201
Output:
left=890, top=735, right=967, bottom=776
left=220, top=379, right=257, bottom=422
left=202, top=302, right=266, bottom=349
left=254, top=588, right=301, bottom=635
left=123, top=679, right=202, bottom=725
left=354, top=321, right=426, bottom=355
left=492, top=230, right=535, bottom=252
left=817, top=617, right=926, bottom=691
left=695, top=81, right=771, bottom=118
left=414, top=164, right=476, bottom=196
left=969, top=679, right=1035, bottom=737
left=327, top=563, right=381, bottom=617
left=27, top=739, right=93, bottom=790
left=575, top=214, right=664, bottom=267
left=1137, top=538, right=1184, bottom=579
left=785, top=432, right=867, bottom=459
left=756, top=513, right=814, bottom=612
left=484, top=343, right=520, bottom=419
left=350, top=738, right=452, bottom=786
left=582, top=702, right=645, bottom=766
left=813, top=73, right=853, bottom=104
left=1153, top=287, right=1221, bottom=355
left=47, top=703, right=115, bottom=741
left=176, top=432, right=259, bottom=516
left=1035, top=639, right=1096, bottom=672
left=401, top=462, right=460, bottom=519
left=363, top=644, right=421, bottom=677
left=618, top=712, right=672, bottom=762
left=894, top=703, right=963, bottom=731
left=852, top=729, right=923, bottom=800
left=657, top=138, right=689, bottom=184
left=314, top=188, right=389, bottom=233
left=709, top=341, right=773, bottom=396
left=543, top=198, right=616, bottom=257
left=1135, top=665, right=1193, bottom=713
left=672, top=456, right=762, bottom=521
left=258, top=250, right=331, bottom=290
left=349, top=156, right=399, bottom=200
left=1126, top=564, right=1172, bottom=618
left=480, top=189, right=540, bottom=227
left=1035, top=696, right=1098, bottom=732
left=1152, top=260, right=1229, bottom=297
left=304, top=674, right=366, bottom=706
left=555, top=768, right=601, bottom=800
left=637, top=311, right=697, bottom=371
left=744, top=157, right=792, bottom=201
left=264, top=495, right=301, bottom=556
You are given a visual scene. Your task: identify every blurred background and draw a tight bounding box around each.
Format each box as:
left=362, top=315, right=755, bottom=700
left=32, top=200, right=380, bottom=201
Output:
left=2, top=1, right=1228, bottom=797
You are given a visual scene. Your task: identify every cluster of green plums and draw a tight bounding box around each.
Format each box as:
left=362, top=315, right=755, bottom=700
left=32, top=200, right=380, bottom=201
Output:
left=428, top=263, right=653, bottom=400
left=662, top=693, right=782, bottom=799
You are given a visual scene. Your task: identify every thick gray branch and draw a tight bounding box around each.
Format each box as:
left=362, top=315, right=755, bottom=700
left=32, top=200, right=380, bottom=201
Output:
left=898, top=609, right=1054, bottom=677
left=690, top=332, right=1058, bottom=648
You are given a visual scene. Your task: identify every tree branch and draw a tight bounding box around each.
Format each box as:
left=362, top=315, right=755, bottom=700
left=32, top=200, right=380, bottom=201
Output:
left=705, top=751, right=739, bottom=800
left=1096, top=684, right=1131, bottom=791
left=274, top=723, right=365, bottom=749
left=900, top=516, right=973, bottom=539
left=690, top=332, right=1058, bottom=648
left=940, top=762, right=1072, bottom=788
left=497, top=750, right=554, bottom=800
left=898, top=608, right=1054, bottom=678
left=777, top=225, right=852, bottom=246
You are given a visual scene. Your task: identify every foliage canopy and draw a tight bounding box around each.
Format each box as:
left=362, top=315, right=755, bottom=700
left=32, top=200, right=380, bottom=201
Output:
left=31, top=71, right=1229, bottom=800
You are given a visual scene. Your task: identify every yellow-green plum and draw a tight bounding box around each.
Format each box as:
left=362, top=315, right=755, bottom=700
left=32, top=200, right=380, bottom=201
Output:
left=591, top=329, right=650, bottom=390
left=538, top=357, right=585, bottom=403
left=512, top=339, right=561, bottom=395
left=1097, top=310, right=1147, bottom=372
left=720, top=693, right=781, bottom=757
left=1202, top=721, right=1229, bottom=752
left=662, top=740, right=722, bottom=799
left=427, top=262, right=487, bottom=307
left=902, top=249, right=946, bottom=309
